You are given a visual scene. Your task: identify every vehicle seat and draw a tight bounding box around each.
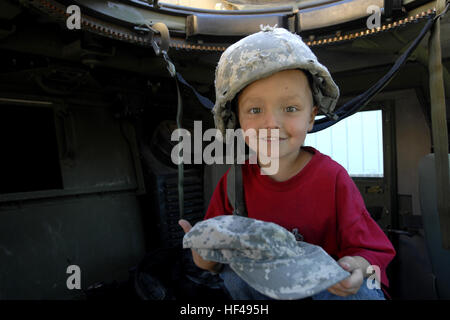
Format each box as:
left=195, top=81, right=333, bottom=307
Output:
left=418, top=153, right=450, bottom=299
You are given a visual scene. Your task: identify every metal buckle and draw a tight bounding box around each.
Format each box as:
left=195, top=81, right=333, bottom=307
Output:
left=292, top=228, right=304, bottom=242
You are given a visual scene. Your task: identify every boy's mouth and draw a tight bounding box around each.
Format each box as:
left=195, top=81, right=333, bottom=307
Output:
left=259, top=137, right=287, bottom=141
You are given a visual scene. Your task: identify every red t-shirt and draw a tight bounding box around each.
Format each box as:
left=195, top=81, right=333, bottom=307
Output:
left=204, top=146, right=396, bottom=288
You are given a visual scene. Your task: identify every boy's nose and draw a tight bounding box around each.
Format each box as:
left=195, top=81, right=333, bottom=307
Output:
left=262, top=110, right=280, bottom=129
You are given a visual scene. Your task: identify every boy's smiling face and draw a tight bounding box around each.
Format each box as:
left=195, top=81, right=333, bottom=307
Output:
left=237, top=69, right=318, bottom=162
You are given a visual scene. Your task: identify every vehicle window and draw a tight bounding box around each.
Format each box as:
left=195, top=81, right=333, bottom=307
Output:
left=0, top=105, right=63, bottom=194
left=305, top=109, right=384, bottom=178
left=159, top=0, right=310, bottom=10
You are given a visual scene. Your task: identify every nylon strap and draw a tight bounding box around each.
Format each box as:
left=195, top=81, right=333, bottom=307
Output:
left=428, top=0, right=450, bottom=250
left=147, top=22, right=185, bottom=219
left=227, top=163, right=247, bottom=217
left=312, top=12, right=437, bottom=132
left=175, top=75, right=184, bottom=220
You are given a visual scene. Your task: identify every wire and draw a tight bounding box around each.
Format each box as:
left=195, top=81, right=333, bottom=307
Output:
left=311, top=12, right=437, bottom=133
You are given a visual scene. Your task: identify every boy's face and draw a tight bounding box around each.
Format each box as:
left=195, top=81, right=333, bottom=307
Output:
left=237, top=69, right=318, bottom=160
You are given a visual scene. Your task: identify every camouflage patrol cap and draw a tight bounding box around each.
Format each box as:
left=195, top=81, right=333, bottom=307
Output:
left=213, top=25, right=340, bottom=137
left=183, top=215, right=350, bottom=300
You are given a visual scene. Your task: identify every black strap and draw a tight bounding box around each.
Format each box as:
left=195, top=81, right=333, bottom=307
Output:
left=312, top=12, right=437, bottom=133
left=176, top=72, right=214, bottom=110
left=227, top=163, right=247, bottom=217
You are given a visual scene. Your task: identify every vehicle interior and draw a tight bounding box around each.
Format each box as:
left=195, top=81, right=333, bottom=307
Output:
left=0, top=0, right=449, bottom=300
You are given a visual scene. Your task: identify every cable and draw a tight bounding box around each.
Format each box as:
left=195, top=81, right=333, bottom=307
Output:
left=311, top=12, right=437, bottom=133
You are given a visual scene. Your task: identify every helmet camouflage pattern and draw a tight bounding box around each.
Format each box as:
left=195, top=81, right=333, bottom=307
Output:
left=213, top=25, right=340, bottom=137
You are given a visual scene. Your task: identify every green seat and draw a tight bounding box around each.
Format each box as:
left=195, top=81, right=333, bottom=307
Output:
left=418, top=154, right=450, bottom=299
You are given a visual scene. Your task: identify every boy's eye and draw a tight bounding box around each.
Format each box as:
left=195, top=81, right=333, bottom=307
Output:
left=285, top=106, right=299, bottom=112
left=249, top=107, right=261, bottom=114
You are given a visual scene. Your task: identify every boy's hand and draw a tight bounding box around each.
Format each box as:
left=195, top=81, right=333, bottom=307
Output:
left=327, top=256, right=369, bottom=297
left=178, top=219, right=222, bottom=273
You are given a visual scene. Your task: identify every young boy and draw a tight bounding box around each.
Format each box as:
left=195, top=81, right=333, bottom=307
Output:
left=179, top=26, right=395, bottom=300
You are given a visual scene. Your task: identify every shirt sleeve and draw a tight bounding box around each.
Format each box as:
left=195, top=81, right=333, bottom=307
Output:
left=204, top=168, right=234, bottom=220
left=335, top=169, right=396, bottom=287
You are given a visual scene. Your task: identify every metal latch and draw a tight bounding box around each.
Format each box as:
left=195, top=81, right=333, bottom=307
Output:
left=292, top=228, right=304, bottom=242
left=134, top=22, right=176, bottom=77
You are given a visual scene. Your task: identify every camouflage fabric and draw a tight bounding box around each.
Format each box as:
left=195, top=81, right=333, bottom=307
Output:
left=213, top=25, right=340, bottom=137
left=183, top=215, right=350, bottom=300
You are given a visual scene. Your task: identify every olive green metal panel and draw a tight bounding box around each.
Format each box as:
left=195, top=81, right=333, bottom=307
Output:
left=57, top=105, right=137, bottom=191
left=0, top=98, right=147, bottom=299
left=0, top=191, right=146, bottom=299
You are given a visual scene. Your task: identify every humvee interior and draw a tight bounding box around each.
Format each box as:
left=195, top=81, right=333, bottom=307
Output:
left=0, top=0, right=448, bottom=300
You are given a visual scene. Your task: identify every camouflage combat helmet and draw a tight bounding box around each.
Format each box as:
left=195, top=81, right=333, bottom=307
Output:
left=183, top=215, right=349, bottom=300
left=212, top=25, right=340, bottom=137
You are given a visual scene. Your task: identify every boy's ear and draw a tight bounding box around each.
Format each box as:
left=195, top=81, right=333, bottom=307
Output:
left=308, top=106, right=319, bottom=132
